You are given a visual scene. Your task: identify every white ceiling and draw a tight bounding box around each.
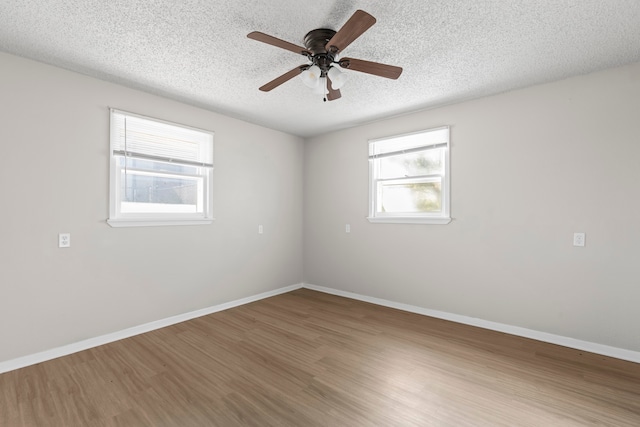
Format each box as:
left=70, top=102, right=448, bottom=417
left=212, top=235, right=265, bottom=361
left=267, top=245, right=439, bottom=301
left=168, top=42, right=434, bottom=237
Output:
left=1, top=1, right=640, bottom=137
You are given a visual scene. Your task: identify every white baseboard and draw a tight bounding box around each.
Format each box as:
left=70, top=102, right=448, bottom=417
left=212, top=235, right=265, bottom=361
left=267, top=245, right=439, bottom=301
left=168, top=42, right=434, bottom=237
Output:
left=0, top=283, right=304, bottom=375
left=303, top=283, right=640, bottom=364
left=3, top=281, right=637, bottom=375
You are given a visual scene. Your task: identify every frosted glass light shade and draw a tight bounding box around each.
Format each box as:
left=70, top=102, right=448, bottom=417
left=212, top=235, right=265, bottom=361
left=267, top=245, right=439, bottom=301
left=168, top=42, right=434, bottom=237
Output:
left=327, top=67, right=348, bottom=89
left=300, top=65, right=321, bottom=88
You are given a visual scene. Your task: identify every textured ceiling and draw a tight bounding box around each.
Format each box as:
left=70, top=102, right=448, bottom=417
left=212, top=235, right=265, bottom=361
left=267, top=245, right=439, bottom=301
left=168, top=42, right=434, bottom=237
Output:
left=1, top=1, right=640, bottom=137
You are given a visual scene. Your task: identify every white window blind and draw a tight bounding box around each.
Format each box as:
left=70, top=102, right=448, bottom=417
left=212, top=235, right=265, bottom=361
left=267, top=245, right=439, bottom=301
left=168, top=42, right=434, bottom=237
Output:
left=369, top=127, right=449, bottom=159
left=111, top=109, right=213, bottom=168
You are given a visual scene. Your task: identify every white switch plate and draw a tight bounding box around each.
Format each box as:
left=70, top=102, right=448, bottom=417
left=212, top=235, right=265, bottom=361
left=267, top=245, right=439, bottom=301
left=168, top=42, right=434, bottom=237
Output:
left=258, top=225, right=263, bottom=234
left=345, top=224, right=351, bottom=233
left=573, top=232, right=585, bottom=247
left=59, top=233, right=71, bottom=248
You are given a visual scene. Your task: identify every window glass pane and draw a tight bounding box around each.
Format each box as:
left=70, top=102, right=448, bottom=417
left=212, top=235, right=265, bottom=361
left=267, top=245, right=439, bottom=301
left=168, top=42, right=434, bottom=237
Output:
left=118, top=156, right=199, bottom=175
left=377, top=180, right=442, bottom=213
left=378, top=148, right=443, bottom=179
left=120, top=170, right=201, bottom=213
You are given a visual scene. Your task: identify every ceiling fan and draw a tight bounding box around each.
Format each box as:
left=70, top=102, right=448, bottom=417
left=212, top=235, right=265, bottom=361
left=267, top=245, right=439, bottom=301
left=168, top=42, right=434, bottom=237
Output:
left=247, top=9, right=403, bottom=101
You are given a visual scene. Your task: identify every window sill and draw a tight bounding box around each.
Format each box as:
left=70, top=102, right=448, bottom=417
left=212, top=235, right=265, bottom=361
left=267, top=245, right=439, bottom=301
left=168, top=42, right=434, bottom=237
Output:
left=107, top=218, right=214, bottom=228
left=367, top=216, right=451, bottom=225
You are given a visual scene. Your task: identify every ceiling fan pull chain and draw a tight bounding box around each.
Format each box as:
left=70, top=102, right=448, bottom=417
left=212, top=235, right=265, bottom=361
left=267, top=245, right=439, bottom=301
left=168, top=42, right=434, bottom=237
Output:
left=323, top=77, right=327, bottom=102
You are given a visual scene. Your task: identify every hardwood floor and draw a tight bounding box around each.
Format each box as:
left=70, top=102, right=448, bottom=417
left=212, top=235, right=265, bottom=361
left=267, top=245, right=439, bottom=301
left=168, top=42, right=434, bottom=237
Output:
left=1, top=288, right=639, bottom=426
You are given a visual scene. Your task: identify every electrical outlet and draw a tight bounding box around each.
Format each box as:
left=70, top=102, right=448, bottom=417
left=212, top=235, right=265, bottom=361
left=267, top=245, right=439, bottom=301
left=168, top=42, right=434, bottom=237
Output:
left=258, top=225, right=263, bottom=234
left=345, top=224, right=351, bottom=233
left=573, top=232, right=585, bottom=247
left=59, top=233, right=71, bottom=248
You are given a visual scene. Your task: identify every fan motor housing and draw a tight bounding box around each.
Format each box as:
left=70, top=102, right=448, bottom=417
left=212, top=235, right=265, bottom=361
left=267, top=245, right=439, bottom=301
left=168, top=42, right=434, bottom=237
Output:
left=304, top=28, right=337, bottom=75
left=303, top=28, right=336, bottom=55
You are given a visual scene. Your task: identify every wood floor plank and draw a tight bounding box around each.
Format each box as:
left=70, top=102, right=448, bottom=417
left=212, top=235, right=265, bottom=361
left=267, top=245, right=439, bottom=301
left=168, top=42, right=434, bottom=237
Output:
left=1, top=288, right=639, bottom=426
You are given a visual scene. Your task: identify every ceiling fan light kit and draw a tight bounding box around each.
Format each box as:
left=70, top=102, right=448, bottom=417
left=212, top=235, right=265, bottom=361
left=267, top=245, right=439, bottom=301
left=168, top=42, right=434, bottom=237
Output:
left=247, top=10, right=403, bottom=102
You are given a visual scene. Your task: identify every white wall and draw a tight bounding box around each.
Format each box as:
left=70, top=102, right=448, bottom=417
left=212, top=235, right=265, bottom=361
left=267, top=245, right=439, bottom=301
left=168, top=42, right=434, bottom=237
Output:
left=304, top=62, right=640, bottom=353
left=0, top=52, right=304, bottom=363
left=2, top=50, right=638, bottom=365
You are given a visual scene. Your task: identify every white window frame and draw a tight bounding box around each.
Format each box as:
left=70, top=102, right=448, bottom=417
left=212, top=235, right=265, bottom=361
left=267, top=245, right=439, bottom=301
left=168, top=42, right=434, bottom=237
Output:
left=368, top=126, right=451, bottom=224
left=107, top=109, right=214, bottom=227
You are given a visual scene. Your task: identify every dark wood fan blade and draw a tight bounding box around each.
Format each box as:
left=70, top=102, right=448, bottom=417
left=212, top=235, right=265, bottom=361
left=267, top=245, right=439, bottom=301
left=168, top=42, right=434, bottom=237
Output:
left=327, top=76, right=342, bottom=101
left=339, top=57, right=403, bottom=79
left=325, top=10, right=376, bottom=53
left=259, top=65, right=308, bottom=92
left=248, top=31, right=310, bottom=56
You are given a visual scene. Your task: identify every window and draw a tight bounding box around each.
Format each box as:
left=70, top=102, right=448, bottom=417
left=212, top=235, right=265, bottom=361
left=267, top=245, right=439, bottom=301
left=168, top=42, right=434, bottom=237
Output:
left=108, top=109, right=214, bottom=227
left=368, top=126, right=450, bottom=224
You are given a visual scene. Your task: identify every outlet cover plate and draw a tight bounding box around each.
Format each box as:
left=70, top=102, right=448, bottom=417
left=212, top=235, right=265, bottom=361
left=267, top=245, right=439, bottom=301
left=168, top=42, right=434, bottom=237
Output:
left=59, top=233, right=71, bottom=248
